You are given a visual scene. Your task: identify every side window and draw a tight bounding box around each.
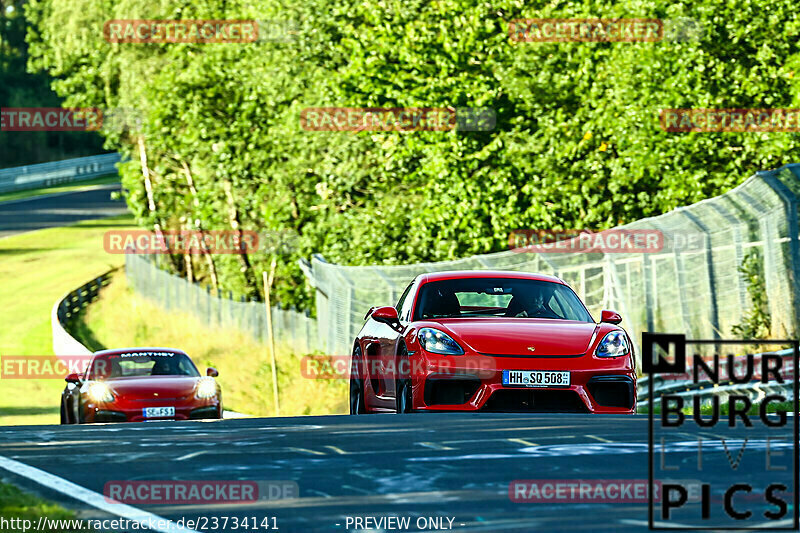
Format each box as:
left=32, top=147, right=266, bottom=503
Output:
left=396, top=282, right=415, bottom=321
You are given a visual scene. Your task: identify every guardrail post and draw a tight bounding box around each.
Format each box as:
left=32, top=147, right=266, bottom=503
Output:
left=206, top=285, right=211, bottom=325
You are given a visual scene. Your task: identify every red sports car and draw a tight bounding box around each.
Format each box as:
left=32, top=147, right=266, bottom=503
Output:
left=60, top=348, right=222, bottom=424
left=350, top=271, right=636, bottom=414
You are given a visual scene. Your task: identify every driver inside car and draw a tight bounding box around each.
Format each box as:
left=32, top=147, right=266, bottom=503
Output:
left=505, top=288, right=556, bottom=318
left=151, top=358, right=175, bottom=375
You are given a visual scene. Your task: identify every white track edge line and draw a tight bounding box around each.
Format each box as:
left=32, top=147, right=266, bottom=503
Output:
left=0, top=454, right=199, bottom=533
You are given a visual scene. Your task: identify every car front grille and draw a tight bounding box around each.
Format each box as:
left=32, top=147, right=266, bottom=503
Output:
left=482, top=389, right=588, bottom=412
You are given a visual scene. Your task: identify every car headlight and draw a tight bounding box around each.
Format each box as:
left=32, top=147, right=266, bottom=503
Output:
left=196, top=377, right=217, bottom=399
left=418, top=327, right=464, bottom=355
left=87, top=382, right=113, bottom=403
left=596, top=331, right=630, bottom=357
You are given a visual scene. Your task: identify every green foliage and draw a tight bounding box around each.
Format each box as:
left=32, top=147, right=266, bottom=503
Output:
left=732, top=250, right=771, bottom=339
left=23, top=0, right=800, bottom=309
left=0, top=482, right=85, bottom=530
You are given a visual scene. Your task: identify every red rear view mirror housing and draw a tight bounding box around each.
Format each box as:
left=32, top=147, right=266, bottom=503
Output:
left=600, top=309, right=622, bottom=324
left=370, top=306, right=399, bottom=324
left=207, top=367, right=219, bottom=377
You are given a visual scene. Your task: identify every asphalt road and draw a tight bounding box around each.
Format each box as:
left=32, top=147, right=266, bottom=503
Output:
left=0, top=184, right=126, bottom=238
left=0, top=413, right=795, bottom=532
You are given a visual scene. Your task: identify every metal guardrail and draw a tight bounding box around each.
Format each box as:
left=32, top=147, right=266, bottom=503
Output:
left=125, top=254, right=319, bottom=355
left=51, top=270, right=116, bottom=356
left=49, top=269, right=253, bottom=418
left=639, top=348, right=796, bottom=407
left=0, top=153, right=121, bottom=194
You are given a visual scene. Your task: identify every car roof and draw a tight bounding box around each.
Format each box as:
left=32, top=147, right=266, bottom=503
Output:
left=417, top=270, right=564, bottom=284
left=92, top=347, right=189, bottom=357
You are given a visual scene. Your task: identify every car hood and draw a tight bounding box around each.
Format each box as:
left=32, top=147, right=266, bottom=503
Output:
left=428, top=318, right=601, bottom=356
left=101, top=376, right=200, bottom=399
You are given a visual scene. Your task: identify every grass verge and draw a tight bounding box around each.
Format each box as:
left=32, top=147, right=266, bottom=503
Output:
left=0, top=175, right=119, bottom=205
left=0, top=215, right=136, bottom=426
left=0, top=482, right=87, bottom=533
left=76, top=271, right=348, bottom=417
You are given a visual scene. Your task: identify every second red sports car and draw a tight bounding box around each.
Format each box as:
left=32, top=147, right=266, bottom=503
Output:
left=61, top=348, right=222, bottom=424
left=350, top=270, right=636, bottom=414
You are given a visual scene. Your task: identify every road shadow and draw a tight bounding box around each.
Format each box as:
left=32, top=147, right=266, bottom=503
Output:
left=68, top=313, right=106, bottom=353
left=62, top=220, right=132, bottom=230
left=0, top=248, right=55, bottom=256
left=0, top=406, right=58, bottom=416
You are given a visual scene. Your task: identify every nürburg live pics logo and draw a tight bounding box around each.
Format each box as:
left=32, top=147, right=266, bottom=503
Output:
left=644, top=333, right=799, bottom=530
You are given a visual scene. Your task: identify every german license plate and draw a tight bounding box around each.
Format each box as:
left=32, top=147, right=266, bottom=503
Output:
left=502, top=370, right=570, bottom=388
left=143, top=406, right=175, bottom=418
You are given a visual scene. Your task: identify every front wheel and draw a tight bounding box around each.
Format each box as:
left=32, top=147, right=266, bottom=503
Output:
left=349, top=346, right=366, bottom=414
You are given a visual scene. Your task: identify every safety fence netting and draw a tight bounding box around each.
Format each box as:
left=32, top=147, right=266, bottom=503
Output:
left=305, top=164, right=800, bottom=364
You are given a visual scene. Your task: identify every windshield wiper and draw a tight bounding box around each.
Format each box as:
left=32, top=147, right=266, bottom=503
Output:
left=458, top=309, right=506, bottom=316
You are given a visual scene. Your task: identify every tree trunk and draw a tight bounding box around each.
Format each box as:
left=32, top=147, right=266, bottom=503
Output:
left=180, top=159, right=219, bottom=293
left=223, top=179, right=258, bottom=297
left=137, top=136, right=177, bottom=271
left=181, top=221, right=194, bottom=284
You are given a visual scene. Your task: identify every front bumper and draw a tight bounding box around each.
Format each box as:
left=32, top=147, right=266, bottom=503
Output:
left=83, top=399, right=222, bottom=423
left=412, top=352, right=636, bottom=414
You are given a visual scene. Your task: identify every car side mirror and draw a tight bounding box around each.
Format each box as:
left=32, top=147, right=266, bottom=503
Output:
left=207, top=367, right=219, bottom=377
left=600, top=310, right=622, bottom=324
left=65, top=373, right=81, bottom=384
left=370, top=306, right=399, bottom=325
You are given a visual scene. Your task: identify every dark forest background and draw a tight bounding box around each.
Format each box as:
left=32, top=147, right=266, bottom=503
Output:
left=0, top=0, right=104, bottom=168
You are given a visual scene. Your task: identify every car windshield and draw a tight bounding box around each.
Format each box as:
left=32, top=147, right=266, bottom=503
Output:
left=413, top=277, right=593, bottom=322
left=88, top=351, right=200, bottom=380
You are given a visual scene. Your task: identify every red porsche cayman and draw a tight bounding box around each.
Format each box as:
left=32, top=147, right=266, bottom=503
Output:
left=350, top=271, right=636, bottom=414
left=60, top=348, right=222, bottom=424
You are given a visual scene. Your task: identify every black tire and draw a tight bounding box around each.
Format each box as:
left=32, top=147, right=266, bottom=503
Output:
left=395, top=345, right=413, bottom=414
left=77, top=398, right=86, bottom=424
left=350, top=346, right=366, bottom=414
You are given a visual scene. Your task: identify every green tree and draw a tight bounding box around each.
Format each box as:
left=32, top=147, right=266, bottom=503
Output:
left=24, top=0, right=800, bottom=311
